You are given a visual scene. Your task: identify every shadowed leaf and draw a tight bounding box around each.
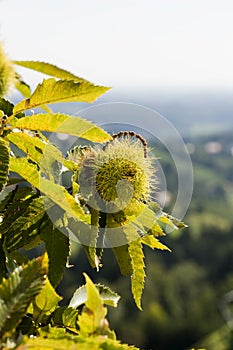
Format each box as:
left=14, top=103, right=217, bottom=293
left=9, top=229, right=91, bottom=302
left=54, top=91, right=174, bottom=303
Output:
left=0, top=255, right=47, bottom=339
left=0, top=139, right=9, bottom=192
left=40, top=218, right=70, bottom=288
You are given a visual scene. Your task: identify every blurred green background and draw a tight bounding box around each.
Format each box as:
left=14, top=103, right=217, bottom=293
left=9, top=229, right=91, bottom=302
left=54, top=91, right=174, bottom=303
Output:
left=57, top=128, right=233, bottom=350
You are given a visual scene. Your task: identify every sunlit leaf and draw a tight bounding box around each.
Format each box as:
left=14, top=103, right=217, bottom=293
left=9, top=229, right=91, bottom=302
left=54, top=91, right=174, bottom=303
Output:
left=78, top=274, right=107, bottom=336
left=112, top=244, right=133, bottom=276
left=69, top=283, right=120, bottom=309
left=9, top=157, right=40, bottom=188
left=33, top=278, right=62, bottom=319
left=5, top=131, right=77, bottom=171
left=9, top=157, right=90, bottom=224
left=128, top=236, right=145, bottom=310
left=13, top=78, right=110, bottom=114
left=141, top=235, right=171, bottom=251
left=22, top=326, right=137, bottom=349
left=148, top=222, right=165, bottom=237
left=10, top=113, right=111, bottom=142
left=14, top=60, right=88, bottom=82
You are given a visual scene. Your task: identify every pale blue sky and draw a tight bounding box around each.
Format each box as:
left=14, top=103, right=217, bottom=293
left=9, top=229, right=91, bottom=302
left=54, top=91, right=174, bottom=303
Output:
left=1, top=0, right=233, bottom=91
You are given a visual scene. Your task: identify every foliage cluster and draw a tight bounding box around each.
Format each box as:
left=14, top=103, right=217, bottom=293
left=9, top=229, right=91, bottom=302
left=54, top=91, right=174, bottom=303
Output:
left=0, top=45, right=185, bottom=348
left=82, top=133, right=233, bottom=350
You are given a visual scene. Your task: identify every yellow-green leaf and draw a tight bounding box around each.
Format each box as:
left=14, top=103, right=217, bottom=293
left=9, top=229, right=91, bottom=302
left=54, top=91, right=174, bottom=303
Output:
left=141, top=235, right=171, bottom=251
left=112, top=244, right=133, bottom=276
left=5, top=132, right=78, bottom=171
left=13, top=78, right=110, bottom=114
left=78, top=274, right=107, bottom=336
left=14, top=60, right=87, bottom=82
left=10, top=113, right=111, bottom=142
left=148, top=222, right=165, bottom=237
left=9, top=157, right=39, bottom=188
left=0, top=255, right=47, bottom=339
left=9, top=157, right=90, bottom=224
left=128, top=236, right=145, bottom=310
left=33, top=278, right=62, bottom=317
left=40, top=177, right=90, bottom=223
left=84, top=273, right=103, bottom=313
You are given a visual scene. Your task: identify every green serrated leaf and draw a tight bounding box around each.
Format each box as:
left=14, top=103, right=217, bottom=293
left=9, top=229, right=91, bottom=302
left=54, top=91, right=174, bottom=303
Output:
left=128, top=238, right=145, bottom=310
left=0, top=139, right=9, bottom=193
left=33, top=278, right=62, bottom=320
left=0, top=187, right=39, bottom=250
left=14, top=60, right=88, bottom=82
left=3, top=197, right=45, bottom=252
left=10, top=113, right=111, bottom=143
left=5, top=131, right=77, bottom=172
left=78, top=274, right=107, bottom=336
left=112, top=244, right=133, bottom=276
left=148, top=222, right=165, bottom=237
left=0, top=255, right=47, bottom=339
left=9, top=157, right=40, bottom=188
left=84, top=273, right=103, bottom=312
left=0, top=185, right=35, bottom=217
left=141, top=235, right=171, bottom=251
left=69, top=283, right=120, bottom=309
left=82, top=205, right=102, bottom=270
left=13, top=78, right=110, bottom=114
left=40, top=178, right=90, bottom=223
left=40, top=218, right=70, bottom=288
left=96, top=284, right=121, bottom=308
left=82, top=244, right=100, bottom=269
left=9, top=157, right=90, bottom=224
left=68, top=212, right=100, bottom=270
